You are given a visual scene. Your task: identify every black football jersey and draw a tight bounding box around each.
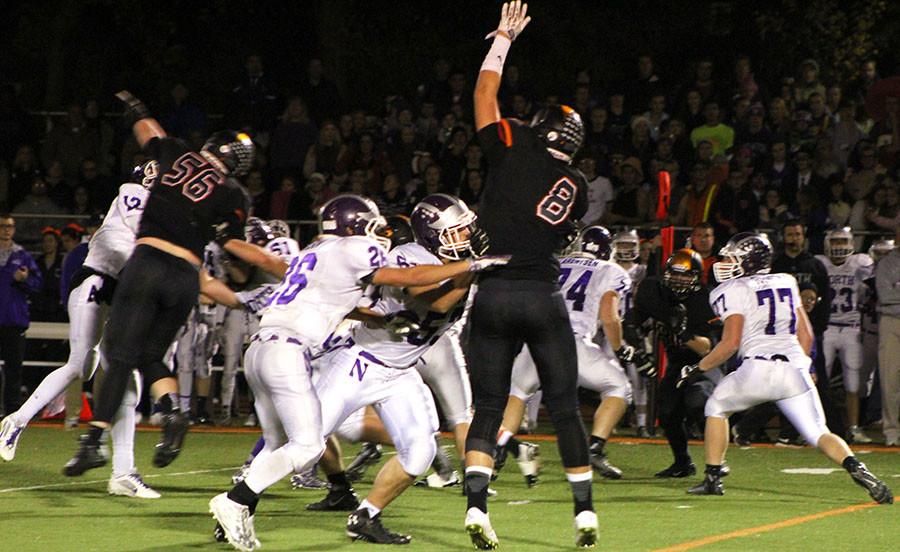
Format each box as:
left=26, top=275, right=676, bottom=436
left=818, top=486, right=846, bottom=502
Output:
left=477, top=119, right=587, bottom=283
left=138, top=138, right=249, bottom=258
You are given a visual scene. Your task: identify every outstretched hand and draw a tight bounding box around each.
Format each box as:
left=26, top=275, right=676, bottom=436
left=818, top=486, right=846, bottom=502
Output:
left=485, top=1, right=531, bottom=41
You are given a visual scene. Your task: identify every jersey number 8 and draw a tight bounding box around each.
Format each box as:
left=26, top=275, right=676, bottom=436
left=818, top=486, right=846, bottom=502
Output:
left=536, top=176, right=577, bottom=225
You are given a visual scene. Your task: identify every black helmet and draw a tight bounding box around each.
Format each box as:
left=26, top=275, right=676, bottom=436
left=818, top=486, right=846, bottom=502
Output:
left=529, top=105, right=584, bottom=162
left=663, top=248, right=704, bottom=298
left=202, top=130, right=255, bottom=176
left=384, top=215, right=415, bottom=249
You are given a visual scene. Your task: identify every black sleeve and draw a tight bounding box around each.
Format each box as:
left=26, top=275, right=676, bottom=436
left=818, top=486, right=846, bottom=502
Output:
left=572, top=173, right=588, bottom=222
left=810, top=258, right=830, bottom=334
left=143, top=136, right=186, bottom=163
left=477, top=118, right=527, bottom=167
left=631, top=278, right=667, bottom=326
left=214, top=181, right=251, bottom=244
left=686, top=289, right=716, bottom=338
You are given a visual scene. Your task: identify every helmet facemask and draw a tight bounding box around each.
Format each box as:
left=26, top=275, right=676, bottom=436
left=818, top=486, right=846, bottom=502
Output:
left=826, top=236, right=854, bottom=264
left=437, top=209, right=476, bottom=260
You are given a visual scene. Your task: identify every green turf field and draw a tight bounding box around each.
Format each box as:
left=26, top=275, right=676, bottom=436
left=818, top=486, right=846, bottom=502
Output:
left=0, top=425, right=896, bottom=551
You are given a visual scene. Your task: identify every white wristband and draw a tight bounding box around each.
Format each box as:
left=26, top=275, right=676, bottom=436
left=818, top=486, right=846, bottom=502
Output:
left=480, top=35, right=511, bottom=76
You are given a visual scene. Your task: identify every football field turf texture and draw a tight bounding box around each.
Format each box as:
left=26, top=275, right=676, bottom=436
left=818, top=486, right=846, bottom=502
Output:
left=1, top=425, right=896, bottom=551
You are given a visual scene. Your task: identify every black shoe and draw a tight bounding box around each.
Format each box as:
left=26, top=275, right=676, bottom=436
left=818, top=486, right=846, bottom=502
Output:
left=346, top=443, right=382, bottom=482
left=655, top=462, right=696, bottom=478
left=637, top=426, right=653, bottom=439
left=307, top=488, right=360, bottom=511
left=720, top=462, right=731, bottom=478
left=590, top=453, right=623, bottom=480
left=849, top=463, right=894, bottom=504
left=346, top=508, right=411, bottom=545
left=687, top=474, right=723, bottom=495
left=153, top=411, right=189, bottom=468
left=491, top=443, right=509, bottom=481
left=63, top=435, right=107, bottom=476
left=192, top=414, right=214, bottom=426
left=213, top=522, right=226, bottom=542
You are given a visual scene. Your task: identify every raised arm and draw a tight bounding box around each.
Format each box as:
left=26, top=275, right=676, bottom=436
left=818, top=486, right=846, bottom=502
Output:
left=474, top=1, right=531, bottom=131
left=115, top=90, right=166, bottom=148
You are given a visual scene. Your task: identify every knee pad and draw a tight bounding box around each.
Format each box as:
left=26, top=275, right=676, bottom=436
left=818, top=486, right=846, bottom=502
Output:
left=704, top=396, right=728, bottom=418
left=284, top=440, right=325, bottom=473
left=397, top=435, right=437, bottom=477
left=445, top=408, right=473, bottom=428
left=466, top=406, right=505, bottom=456
left=603, top=379, right=632, bottom=403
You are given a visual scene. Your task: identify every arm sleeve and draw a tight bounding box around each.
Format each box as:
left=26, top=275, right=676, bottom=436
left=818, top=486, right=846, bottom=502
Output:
left=477, top=119, right=517, bottom=166
left=215, top=183, right=251, bottom=244
left=811, top=258, right=831, bottom=333
left=688, top=288, right=717, bottom=337
left=20, top=252, right=43, bottom=294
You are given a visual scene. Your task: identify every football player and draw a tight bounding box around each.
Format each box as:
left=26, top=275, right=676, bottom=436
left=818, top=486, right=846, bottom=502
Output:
left=498, top=226, right=653, bottom=483
left=209, top=194, right=506, bottom=551
left=816, top=227, right=875, bottom=443
left=1, top=162, right=162, bottom=498
left=681, top=232, right=892, bottom=504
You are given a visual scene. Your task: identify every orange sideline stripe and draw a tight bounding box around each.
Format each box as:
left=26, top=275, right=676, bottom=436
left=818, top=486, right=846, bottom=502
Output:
left=652, top=503, right=878, bottom=552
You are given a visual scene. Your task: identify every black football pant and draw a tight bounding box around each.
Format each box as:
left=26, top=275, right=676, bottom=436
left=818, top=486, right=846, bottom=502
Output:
left=92, top=245, right=198, bottom=424
left=0, top=325, right=26, bottom=414
left=465, top=279, right=589, bottom=468
left=658, top=364, right=714, bottom=465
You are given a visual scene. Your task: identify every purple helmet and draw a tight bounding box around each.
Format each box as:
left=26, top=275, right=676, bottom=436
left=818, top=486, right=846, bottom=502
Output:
left=132, top=160, right=158, bottom=189
left=575, top=225, right=613, bottom=260
left=245, top=217, right=275, bottom=246
left=713, top=232, right=773, bottom=282
left=411, top=193, right=477, bottom=260
left=319, top=194, right=390, bottom=249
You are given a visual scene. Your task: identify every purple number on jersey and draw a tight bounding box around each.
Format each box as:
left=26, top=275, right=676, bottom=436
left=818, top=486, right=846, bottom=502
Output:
left=274, top=252, right=318, bottom=305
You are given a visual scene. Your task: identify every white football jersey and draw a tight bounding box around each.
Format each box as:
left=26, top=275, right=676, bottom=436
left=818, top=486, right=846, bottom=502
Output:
left=709, top=273, right=807, bottom=364
left=84, top=183, right=148, bottom=276
left=351, top=242, right=466, bottom=368
left=202, top=242, right=228, bottom=280
left=814, top=253, right=874, bottom=325
left=559, top=256, right=632, bottom=339
left=267, top=236, right=301, bottom=262
left=259, top=235, right=387, bottom=345
left=619, top=263, right=646, bottom=317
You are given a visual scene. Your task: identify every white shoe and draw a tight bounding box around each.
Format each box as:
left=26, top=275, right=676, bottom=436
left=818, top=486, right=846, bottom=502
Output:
left=232, top=463, right=251, bottom=485
left=465, top=507, right=499, bottom=550
left=849, top=426, right=873, bottom=444
left=108, top=472, right=161, bottom=499
left=422, top=470, right=460, bottom=488
left=885, top=437, right=899, bottom=447
left=516, top=442, right=540, bottom=478
left=0, top=416, right=23, bottom=462
left=243, top=413, right=258, bottom=427
left=209, top=493, right=257, bottom=551
left=574, top=510, right=598, bottom=548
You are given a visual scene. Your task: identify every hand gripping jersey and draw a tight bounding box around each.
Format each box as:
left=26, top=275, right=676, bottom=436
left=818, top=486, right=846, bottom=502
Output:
left=709, top=273, right=808, bottom=367
left=84, top=183, right=149, bottom=276
left=477, top=119, right=588, bottom=283
left=137, top=137, right=249, bottom=258
left=558, top=256, right=631, bottom=340
left=259, top=235, right=387, bottom=345
left=233, top=237, right=303, bottom=317
left=351, top=242, right=465, bottom=368
left=814, top=253, right=874, bottom=326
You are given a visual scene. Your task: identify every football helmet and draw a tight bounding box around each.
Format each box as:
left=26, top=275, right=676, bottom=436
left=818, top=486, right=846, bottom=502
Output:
left=574, top=225, right=613, bottom=260
left=411, top=193, right=477, bottom=260
left=529, top=104, right=584, bottom=163
left=824, top=226, right=855, bottom=263
left=713, top=232, right=773, bottom=283
left=319, top=194, right=390, bottom=250
left=201, top=130, right=255, bottom=176
left=663, top=248, right=704, bottom=297
left=869, top=238, right=895, bottom=263
left=132, top=160, right=158, bottom=190
left=245, top=217, right=275, bottom=246
left=384, top=215, right=415, bottom=249
left=612, top=229, right=640, bottom=262
left=266, top=219, right=290, bottom=239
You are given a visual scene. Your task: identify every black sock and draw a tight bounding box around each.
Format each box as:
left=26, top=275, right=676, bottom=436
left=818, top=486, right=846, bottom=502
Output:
left=465, top=470, right=490, bottom=512
left=228, top=480, right=260, bottom=512
left=589, top=435, right=606, bottom=456
left=327, top=471, right=352, bottom=492
left=674, top=453, right=693, bottom=467
left=505, top=437, right=521, bottom=458
left=705, top=464, right=722, bottom=477
left=569, top=478, right=593, bottom=515
left=842, top=456, right=861, bottom=472
left=197, top=396, right=208, bottom=415
left=157, top=392, right=180, bottom=415
left=85, top=425, right=105, bottom=446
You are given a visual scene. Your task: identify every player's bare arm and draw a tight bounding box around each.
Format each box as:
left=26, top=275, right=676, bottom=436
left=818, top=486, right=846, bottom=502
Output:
left=406, top=273, right=475, bottom=314
left=696, top=314, right=742, bottom=372
left=115, top=90, right=166, bottom=147
left=223, top=239, right=289, bottom=279
left=371, top=256, right=505, bottom=288
left=796, top=305, right=814, bottom=355
left=474, top=1, right=530, bottom=131
left=199, top=269, right=241, bottom=308
left=599, top=291, right=623, bottom=349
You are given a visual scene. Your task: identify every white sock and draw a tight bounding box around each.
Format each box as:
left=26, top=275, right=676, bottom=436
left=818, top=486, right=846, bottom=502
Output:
left=360, top=499, right=381, bottom=517
left=12, top=364, right=79, bottom=425
left=111, top=385, right=138, bottom=477
left=496, top=429, right=513, bottom=447
left=636, top=411, right=647, bottom=427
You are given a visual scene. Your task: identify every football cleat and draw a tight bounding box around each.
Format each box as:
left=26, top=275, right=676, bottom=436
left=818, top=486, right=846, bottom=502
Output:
left=636, top=426, right=653, bottom=439
left=574, top=510, right=599, bottom=548
left=209, top=492, right=257, bottom=551
left=491, top=443, right=508, bottom=480
left=346, top=508, right=411, bottom=545
left=415, top=470, right=460, bottom=488
left=346, top=442, right=383, bottom=482
left=687, top=474, right=724, bottom=496
left=590, top=453, right=623, bottom=480
left=243, top=413, right=258, bottom=427
left=515, top=442, right=540, bottom=486
left=153, top=411, right=189, bottom=468
left=232, top=463, right=251, bottom=485
left=108, top=472, right=161, bottom=499
left=655, top=462, right=696, bottom=478
left=291, top=467, right=330, bottom=490
left=848, top=462, right=893, bottom=504
left=63, top=434, right=108, bottom=476
left=849, top=426, right=873, bottom=444
left=465, top=507, right=499, bottom=550
left=0, top=415, right=23, bottom=462
left=306, top=487, right=360, bottom=511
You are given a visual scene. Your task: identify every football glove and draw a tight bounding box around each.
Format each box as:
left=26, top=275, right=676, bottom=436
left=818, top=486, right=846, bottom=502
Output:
left=383, top=310, right=421, bottom=336
left=469, top=227, right=491, bottom=258
left=669, top=303, right=692, bottom=344
left=115, top=90, right=151, bottom=127
left=632, top=349, right=657, bottom=378
left=614, top=344, right=636, bottom=364
left=468, top=255, right=511, bottom=272
left=485, top=0, right=531, bottom=41
left=676, top=363, right=702, bottom=389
